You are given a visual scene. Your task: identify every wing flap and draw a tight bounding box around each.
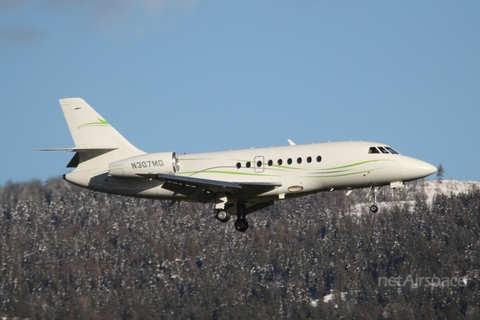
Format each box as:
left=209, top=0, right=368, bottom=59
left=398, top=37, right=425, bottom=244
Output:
left=237, top=181, right=282, bottom=194
left=138, top=173, right=282, bottom=195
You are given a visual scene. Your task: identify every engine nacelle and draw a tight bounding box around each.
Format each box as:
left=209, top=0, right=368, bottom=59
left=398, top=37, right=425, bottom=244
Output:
left=108, top=152, right=179, bottom=178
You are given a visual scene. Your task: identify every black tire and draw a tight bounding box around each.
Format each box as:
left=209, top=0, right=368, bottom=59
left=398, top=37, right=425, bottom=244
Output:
left=370, top=205, right=378, bottom=213
left=234, top=219, right=249, bottom=232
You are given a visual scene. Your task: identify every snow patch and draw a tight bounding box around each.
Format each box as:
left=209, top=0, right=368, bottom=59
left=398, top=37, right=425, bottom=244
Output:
left=350, top=180, right=480, bottom=215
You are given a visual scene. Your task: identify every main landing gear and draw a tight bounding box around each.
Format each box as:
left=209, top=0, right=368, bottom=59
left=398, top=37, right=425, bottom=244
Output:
left=215, top=209, right=231, bottom=223
left=234, top=203, right=249, bottom=232
left=369, top=186, right=380, bottom=213
left=215, top=203, right=249, bottom=232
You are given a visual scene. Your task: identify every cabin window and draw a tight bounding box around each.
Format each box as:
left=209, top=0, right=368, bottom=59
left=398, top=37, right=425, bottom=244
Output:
left=277, top=159, right=283, bottom=166
left=246, top=162, right=251, bottom=168
left=268, top=160, right=273, bottom=166
left=317, top=156, right=322, bottom=162
left=369, top=147, right=380, bottom=154
left=378, top=146, right=389, bottom=154
left=297, top=157, right=302, bottom=164
left=307, top=156, right=312, bottom=163
left=236, top=162, right=241, bottom=169
left=257, top=161, right=262, bottom=167
left=287, top=158, right=292, bottom=165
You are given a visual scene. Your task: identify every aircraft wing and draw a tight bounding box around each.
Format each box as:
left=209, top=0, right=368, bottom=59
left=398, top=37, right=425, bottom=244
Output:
left=138, top=173, right=282, bottom=202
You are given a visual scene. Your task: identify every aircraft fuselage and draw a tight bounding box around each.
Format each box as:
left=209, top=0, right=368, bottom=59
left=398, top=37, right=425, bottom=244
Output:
left=43, top=98, right=436, bottom=232
left=67, top=140, right=434, bottom=203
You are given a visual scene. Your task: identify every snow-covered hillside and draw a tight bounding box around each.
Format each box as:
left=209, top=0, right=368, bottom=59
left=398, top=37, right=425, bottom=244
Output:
left=422, top=180, right=480, bottom=203
left=353, top=180, right=480, bottom=215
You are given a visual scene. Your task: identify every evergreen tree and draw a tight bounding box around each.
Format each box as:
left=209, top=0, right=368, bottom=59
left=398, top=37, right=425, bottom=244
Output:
left=0, top=178, right=479, bottom=319
left=437, top=164, right=444, bottom=183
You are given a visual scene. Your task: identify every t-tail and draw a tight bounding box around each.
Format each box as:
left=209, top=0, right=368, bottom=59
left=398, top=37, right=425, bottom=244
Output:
left=40, top=98, right=145, bottom=187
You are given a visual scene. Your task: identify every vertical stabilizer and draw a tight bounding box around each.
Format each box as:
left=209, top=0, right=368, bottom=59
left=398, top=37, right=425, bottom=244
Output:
left=39, top=98, right=155, bottom=189
left=60, top=98, right=141, bottom=152
left=58, top=98, right=145, bottom=187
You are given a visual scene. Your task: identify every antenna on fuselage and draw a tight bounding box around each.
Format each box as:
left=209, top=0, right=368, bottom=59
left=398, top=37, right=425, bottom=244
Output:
left=287, top=139, right=296, bottom=146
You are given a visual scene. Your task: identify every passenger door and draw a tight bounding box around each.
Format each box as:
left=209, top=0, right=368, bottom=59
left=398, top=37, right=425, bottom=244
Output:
left=254, top=156, right=264, bottom=173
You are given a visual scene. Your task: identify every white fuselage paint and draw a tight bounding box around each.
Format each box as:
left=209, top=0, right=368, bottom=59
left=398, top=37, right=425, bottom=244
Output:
left=45, top=98, right=437, bottom=231
left=66, top=140, right=435, bottom=203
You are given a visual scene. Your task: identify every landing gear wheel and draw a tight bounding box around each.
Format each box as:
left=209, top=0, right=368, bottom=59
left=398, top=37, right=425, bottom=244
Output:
left=234, top=203, right=249, bottom=232
left=216, top=210, right=230, bottom=223
left=370, top=204, right=378, bottom=213
left=234, top=219, right=249, bottom=232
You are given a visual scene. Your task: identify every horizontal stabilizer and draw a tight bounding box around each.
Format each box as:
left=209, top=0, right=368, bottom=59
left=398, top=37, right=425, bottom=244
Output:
left=37, top=146, right=120, bottom=152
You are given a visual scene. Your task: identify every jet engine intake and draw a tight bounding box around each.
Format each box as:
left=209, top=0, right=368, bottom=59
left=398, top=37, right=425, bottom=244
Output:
left=109, top=152, right=179, bottom=178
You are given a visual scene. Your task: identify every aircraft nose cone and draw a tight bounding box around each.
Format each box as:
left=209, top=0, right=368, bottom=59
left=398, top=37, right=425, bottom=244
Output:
left=402, top=158, right=437, bottom=181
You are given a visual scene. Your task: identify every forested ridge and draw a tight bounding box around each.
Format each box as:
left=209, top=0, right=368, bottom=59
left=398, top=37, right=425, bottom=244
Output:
left=0, top=178, right=479, bottom=319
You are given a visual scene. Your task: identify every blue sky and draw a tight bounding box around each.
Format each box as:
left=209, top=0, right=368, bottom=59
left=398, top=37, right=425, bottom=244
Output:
left=1, top=0, right=479, bottom=184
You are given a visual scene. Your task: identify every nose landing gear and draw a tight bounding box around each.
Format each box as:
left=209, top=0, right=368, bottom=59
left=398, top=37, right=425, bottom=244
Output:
left=369, top=186, right=380, bottom=213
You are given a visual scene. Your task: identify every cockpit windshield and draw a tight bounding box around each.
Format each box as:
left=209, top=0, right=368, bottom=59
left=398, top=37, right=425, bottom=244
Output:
left=377, top=146, right=389, bottom=154
left=368, top=146, right=400, bottom=154
left=385, top=146, right=399, bottom=154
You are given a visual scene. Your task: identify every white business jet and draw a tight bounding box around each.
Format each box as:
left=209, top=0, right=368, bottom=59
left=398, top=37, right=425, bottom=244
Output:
left=40, top=98, right=437, bottom=232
